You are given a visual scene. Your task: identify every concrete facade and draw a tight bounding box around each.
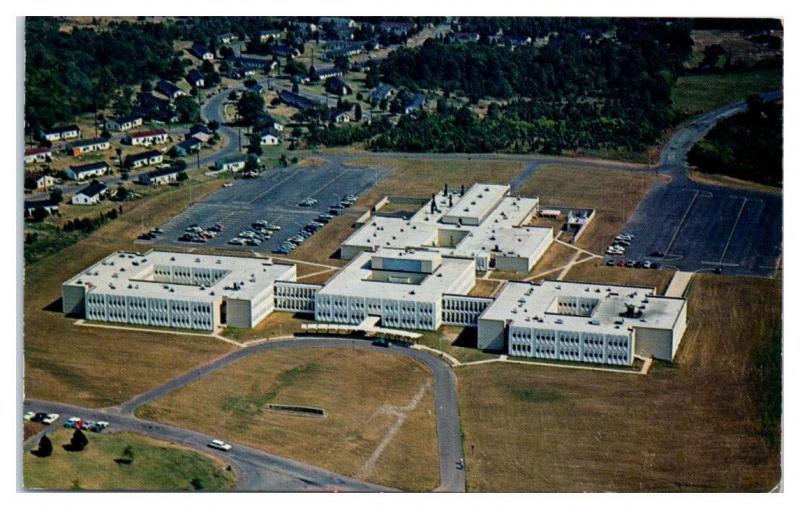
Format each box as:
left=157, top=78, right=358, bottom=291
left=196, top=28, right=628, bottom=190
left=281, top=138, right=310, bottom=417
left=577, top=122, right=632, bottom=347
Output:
left=62, top=250, right=296, bottom=331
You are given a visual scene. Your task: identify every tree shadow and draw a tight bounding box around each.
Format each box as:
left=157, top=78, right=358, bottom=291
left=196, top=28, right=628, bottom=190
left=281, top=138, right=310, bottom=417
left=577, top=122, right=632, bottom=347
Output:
left=62, top=443, right=85, bottom=452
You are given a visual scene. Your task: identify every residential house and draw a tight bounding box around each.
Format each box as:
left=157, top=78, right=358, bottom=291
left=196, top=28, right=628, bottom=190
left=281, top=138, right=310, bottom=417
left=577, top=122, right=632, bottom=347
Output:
left=125, top=149, right=164, bottom=169
left=257, top=29, right=284, bottom=42
left=188, top=124, right=213, bottom=143
left=233, top=56, right=278, bottom=71
left=190, top=43, right=215, bottom=61
left=24, top=171, right=56, bottom=191
left=24, top=146, right=52, bottom=164
left=403, top=93, right=426, bottom=114
left=218, top=33, right=236, bottom=44
left=125, top=129, right=169, bottom=146
left=65, top=161, right=110, bottom=181
left=138, top=166, right=181, bottom=186
left=106, top=114, right=144, bottom=132
left=135, top=92, right=178, bottom=123
left=320, top=17, right=357, bottom=30
left=215, top=154, right=250, bottom=172
left=325, top=45, right=361, bottom=60
left=67, top=137, right=111, bottom=157
left=187, top=69, right=205, bottom=88
left=291, top=21, right=318, bottom=34
left=325, top=76, right=352, bottom=96
left=156, top=80, right=185, bottom=100
left=330, top=109, right=351, bottom=123
left=316, top=66, right=343, bottom=81
left=279, top=90, right=320, bottom=111
left=258, top=127, right=281, bottom=146
left=24, top=197, right=60, bottom=219
left=452, top=32, right=480, bottom=44
left=72, top=180, right=109, bottom=205
left=370, top=83, right=395, bottom=104
left=258, top=113, right=284, bottom=131
left=43, top=124, right=80, bottom=142
left=504, top=35, right=532, bottom=49
left=379, top=21, right=416, bottom=36
left=173, top=137, right=202, bottom=156
left=271, top=45, right=300, bottom=59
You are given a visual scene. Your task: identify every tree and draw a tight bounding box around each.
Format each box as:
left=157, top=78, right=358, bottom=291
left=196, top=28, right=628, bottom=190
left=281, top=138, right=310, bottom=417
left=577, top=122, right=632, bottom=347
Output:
left=236, top=91, right=265, bottom=126
left=176, top=171, right=188, bottom=181
left=34, top=434, right=53, bottom=457
left=308, top=65, right=319, bottom=82
left=140, top=80, right=152, bottom=92
left=31, top=207, right=48, bottom=222
left=115, top=185, right=129, bottom=201
left=191, top=477, right=205, bottom=490
left=70, top=428, right=89, bottom=451
left=354, top=103, right=362, bottom=121
left=245, top=155, right=260, bottom=171
left=174, top=96, right=200, bottom=124
left=115, top=147, right=123, bottom=169
left=248, top=132, right=264, bottom=155
left=49, top=188, right=63, bottom=203
left=333, top=55, right=350, bottom=72
left=112, top=87, right=134, bottom=116
left=208, top=120, right=220, bottom=131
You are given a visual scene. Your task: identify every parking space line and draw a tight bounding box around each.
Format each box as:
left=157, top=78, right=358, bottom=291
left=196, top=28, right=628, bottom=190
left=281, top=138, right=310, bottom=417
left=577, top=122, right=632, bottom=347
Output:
left=664, top=189, right=700, bottom=256
left=718, top=197, right=747, bottom=265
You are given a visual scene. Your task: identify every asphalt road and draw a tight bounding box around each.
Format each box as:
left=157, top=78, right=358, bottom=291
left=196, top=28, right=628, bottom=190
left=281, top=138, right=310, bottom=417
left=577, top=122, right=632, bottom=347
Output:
left=24, top=337, right=465, bottom=492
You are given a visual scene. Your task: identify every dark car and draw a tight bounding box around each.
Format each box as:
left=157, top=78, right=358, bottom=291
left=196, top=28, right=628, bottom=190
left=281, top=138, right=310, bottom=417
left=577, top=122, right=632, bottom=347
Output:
left=372, top=339, right=390, bottom=348
left=714, top=267, right=723, bottom=274
left=31, top=412, right=48, bottom=423
left=650, top=251, right=665, bottom=258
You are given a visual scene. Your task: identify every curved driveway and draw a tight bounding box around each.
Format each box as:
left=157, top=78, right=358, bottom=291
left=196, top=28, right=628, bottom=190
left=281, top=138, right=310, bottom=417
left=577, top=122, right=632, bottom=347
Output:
left=25, top=337, right=465, bottom=492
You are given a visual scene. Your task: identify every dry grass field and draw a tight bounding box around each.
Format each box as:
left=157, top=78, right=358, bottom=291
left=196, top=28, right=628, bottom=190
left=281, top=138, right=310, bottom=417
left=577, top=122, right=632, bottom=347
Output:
left=288, top=214, right=357, bottom=266
left=565, top=260, right=676, bottom=295
left=516, top=164, right=666, bottom=254
left=469, top=279, right=503, bottom=298
left=458, top=274, right=781, bottom=492
left=417, top=327, right=499, bottom=364
left=24, top=429, right=235, bottom=491
left=346, top=158, right=524, bottom=209
left=137, top=348, right=439, bottom=492
left=24, top=179, right=235, bottom=408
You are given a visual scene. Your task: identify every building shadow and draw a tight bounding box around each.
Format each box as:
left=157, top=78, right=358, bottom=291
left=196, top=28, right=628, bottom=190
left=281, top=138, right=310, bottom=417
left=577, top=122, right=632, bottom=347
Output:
left=42, top=297, right=62, bottom=313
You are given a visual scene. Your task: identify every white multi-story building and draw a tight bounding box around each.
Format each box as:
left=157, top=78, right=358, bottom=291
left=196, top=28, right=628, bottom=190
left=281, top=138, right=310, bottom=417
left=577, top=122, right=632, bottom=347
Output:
left=315, top=248, right=476, bottom=331
left=341, top=183, right=553, bottom=273
left=478, top=281, right=688, bottom=365
left=62, top=250, right=296, bottom=331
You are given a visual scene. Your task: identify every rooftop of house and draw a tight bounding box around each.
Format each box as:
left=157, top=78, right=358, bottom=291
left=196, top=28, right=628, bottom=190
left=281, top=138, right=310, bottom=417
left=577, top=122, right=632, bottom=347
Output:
left=69, top=161, right=110, bottom=172
left=127, top=149, right=162, bottom=161
left=130, top=128, right=168, bottom=138
left=63, top=250, right=295, bottom=302
left=69, top=137, right=110, bottom=148
left=76, top=180, right=108, bottom=198
left=25, top=146, right=51, bottom=155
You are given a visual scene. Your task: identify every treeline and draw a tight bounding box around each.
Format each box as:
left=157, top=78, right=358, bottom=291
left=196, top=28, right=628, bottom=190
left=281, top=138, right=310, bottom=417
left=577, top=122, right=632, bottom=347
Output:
left=366, top=19, right=692, bottom=154
left=62, top=206, right=122, bottom=233
left=688, top=95, right=782, bottom=187
left=25, top=17, right=185, bottom=131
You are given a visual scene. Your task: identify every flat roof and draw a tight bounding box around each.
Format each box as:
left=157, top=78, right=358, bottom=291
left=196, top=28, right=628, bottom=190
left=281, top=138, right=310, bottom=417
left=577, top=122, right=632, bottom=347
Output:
left=482, top=280, right=685, bottom=334
left=442, top=183, right=509, bottom=224
left=64, top=250, right=294, bottom=302
left=342, top=185, right=550, bottom=261
left=319, top=248, right=474, bottom=302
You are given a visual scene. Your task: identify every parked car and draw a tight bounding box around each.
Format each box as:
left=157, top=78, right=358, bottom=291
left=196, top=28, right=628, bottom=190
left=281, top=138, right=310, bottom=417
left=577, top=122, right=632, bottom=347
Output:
left=208, top=439, right=232, bottom=451
left=64, top=416, right=83, bottom=429
left=223, top=182, right=233, bottom=188
left=41, top=413, right=60, bottom=425
left=89, top=421, right=110, bottom=433
left=23, top=411, right=36, bottom=421
left=31, top=412, right=48, bottom=423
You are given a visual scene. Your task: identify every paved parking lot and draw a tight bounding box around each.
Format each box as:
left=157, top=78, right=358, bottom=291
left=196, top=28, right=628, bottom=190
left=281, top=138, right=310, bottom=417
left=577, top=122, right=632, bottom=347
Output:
left=610, top=182, right=782, bottom=276
left=142, top=162, right=389, bottom=254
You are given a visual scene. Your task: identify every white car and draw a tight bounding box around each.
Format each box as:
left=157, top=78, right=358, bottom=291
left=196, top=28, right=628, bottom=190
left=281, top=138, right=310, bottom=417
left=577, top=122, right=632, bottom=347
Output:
left=23, top=411, right=35, bottom=421
left=208, top=439, right=232, bottom=451
left=223, top=182, right=234, bottom=188
left=42, top=413, right=60, bottom=425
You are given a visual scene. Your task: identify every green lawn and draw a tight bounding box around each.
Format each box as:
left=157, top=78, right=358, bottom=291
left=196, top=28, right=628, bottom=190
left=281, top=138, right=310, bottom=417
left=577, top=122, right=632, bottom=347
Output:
left=24, top=429, right=236, bottom=491
left=671, top=68, right=783, bottom=117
